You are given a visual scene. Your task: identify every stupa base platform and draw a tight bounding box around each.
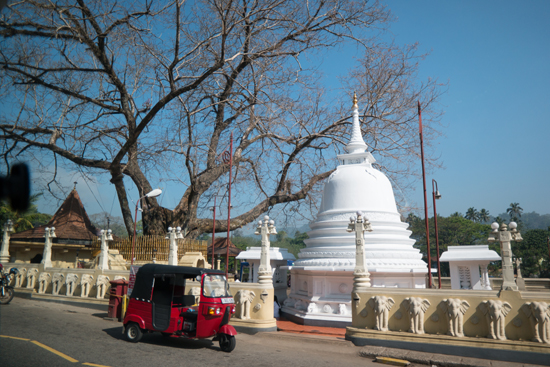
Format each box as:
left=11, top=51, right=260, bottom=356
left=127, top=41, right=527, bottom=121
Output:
left=280, top=309, right=351, bottom=328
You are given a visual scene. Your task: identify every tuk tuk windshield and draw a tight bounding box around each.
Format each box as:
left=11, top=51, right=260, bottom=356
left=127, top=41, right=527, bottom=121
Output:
left=203, top=274, right=231, bottom=298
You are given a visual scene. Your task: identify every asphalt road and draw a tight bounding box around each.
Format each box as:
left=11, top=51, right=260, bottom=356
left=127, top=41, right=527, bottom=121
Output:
left=0, top=297, right=384, bottom=367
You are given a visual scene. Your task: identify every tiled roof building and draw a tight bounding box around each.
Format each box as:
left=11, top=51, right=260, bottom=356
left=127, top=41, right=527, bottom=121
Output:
left=11, top=189, right=99, bottom=245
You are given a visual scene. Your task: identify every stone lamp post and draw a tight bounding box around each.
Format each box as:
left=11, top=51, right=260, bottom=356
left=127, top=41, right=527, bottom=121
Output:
left=98, top=229, right=113, bottom=270
left=488, top=221, right=523, bottom=291
left=42, top=227, right=56, bottom=268
left=255, top=216, right=277, bottom=285
left=347, top=211, right=373, bottom=292
left=0, top=219, right=14, bottom=264
left=167, top=226, right=184, bottom=266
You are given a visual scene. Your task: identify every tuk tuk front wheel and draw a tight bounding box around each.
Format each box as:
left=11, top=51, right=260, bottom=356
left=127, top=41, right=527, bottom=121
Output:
left=218, top=333, right=236, bottom=352
left=125, top=322, right=143, bottom=343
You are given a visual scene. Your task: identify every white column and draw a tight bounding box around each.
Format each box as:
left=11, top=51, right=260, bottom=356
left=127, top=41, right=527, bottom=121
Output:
left=488, top=222, right=521, bottom=291
left=347, top=211, right=373, bottom=292
left=98, top=229, right=113, bottom=270
left=0, top=220, right=14, bottom=264
left=480, top=263, right=491, bottom=290
left=41, top=227, right=56, bottom=268
left=255, top=216, right=277, bottom=285
left=167, top=227, right=183, bottom=266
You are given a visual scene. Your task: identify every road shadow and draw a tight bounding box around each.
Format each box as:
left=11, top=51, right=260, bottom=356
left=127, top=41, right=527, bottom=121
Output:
left=92, top=312, right=109, bottom=319
left=102, top=327, right=216, bottom=350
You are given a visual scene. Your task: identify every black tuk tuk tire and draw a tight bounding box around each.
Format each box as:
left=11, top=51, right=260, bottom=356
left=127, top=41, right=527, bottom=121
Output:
left=219, top=334, right=236, bottom=352
left=0, top=288, right=14, bottom=304
left=125, top=322, right=143, bottom=343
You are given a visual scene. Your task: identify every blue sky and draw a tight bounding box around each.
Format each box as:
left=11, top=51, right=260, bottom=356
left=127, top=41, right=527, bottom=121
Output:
left=376, top=0, right=550, bottom=218
left=35, top=0, right=550, bottom=224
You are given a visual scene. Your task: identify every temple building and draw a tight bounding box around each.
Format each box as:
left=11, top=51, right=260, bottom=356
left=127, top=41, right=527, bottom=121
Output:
left=282, top=95, right=427, bottom=326
left=8, top=188, right=99, bottom=266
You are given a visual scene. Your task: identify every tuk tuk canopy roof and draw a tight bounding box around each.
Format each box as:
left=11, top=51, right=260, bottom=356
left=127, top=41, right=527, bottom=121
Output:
left=130, top=264, right=225, bottom=300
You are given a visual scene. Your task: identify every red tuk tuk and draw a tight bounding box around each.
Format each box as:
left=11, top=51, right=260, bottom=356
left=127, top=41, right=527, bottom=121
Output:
left=122, top=264, right=237, bottom=352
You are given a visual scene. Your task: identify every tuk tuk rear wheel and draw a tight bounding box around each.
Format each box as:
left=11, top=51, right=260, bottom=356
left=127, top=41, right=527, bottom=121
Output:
left=125, top=323, right=143, bottom=343
left=218, top=333, right=236, bottom=352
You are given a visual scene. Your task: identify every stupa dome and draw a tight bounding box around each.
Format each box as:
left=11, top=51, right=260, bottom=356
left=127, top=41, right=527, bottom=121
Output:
left=319, top=163, right=397, bottom=216
left=282, top=94, right=427, bottom=326
left=292, top=95, right=426, bottom=279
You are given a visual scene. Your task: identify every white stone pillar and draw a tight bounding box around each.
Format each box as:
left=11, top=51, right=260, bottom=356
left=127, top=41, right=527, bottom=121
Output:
left=480, top=263, right=491, bottom=290
left=41, top=227, right=56, bottom=268
left=0, top=220, right=14, bottom=264
left=166, top=227, right=184, bottom=266
left=255, top=215, right=277, bottom=285
left=98, top=229, right=113, bottom=270
left=488, top=222, right=522, bottom=291
left=347, top=211, right=373, bottom=292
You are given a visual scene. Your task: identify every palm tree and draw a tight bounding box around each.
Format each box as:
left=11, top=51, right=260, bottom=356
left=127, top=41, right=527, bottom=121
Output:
left=507, top=202, right=523, bottom=222
left=494, top=216, right=505, bottom=226
left=465, top=207, right=479, bottom=222
left=0, top=194, right=51, bottom=232
left=450, top=212, right=463, bottom=218
left=478, top=209, right=491, bottom=223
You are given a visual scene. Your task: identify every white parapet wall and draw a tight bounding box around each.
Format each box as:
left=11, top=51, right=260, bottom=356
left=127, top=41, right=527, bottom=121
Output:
left=6, top=263, right=129, bottom=301
left=346, top=287, right=550, bottom=364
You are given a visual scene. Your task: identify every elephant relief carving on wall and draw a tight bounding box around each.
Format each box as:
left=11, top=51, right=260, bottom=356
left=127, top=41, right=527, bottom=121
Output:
left=65, top=273, right=79, bottom=296
left=479, top=300, right=512, bottom=340
left=235, top=289, right=255, bottom=320
left=440, top=298, right=470, bottom=337
left=521, top=302, right=550, bottom=344
left=80, top=274, right=94, bottom=297
left=26, top=268, right=39, bottom=289
left=404, top=297, right=431, bottom=334
left=51, top=273, right=64, bottom=295
left=96, top=275, right=110, bottom=299
left=38, top=272, right=51, bottom=294
left=367, top=296, right=395, bottom=331
left=15, top=268, right=26, bottom=287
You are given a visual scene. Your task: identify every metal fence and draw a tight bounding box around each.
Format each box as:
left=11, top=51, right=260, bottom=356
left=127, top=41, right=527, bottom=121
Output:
left=91, top=236, right=208, bottom=262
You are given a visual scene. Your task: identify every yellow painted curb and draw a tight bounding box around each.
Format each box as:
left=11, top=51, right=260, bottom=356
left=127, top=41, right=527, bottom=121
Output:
left=374, top=356, right=411, bottom=366
left=31, top=340, right=79, bottom=363
left=83, top=363, right=111, bottom=367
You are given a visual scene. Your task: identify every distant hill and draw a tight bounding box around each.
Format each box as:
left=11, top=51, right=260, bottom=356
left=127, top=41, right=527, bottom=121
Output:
left=494, top=211, right=550, bottom=230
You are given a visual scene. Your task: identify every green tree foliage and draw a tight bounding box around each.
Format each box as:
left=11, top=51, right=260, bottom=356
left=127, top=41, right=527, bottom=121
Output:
left=478, top=209, right=491, bottom=223
left=89, top=212, right=127, bottom=237
left=271, top=230, right=308, bottom=258
left=513, top=229, right=550, bottom=278
left=0, top=194, right=51, bottom=232
left=231, top=230, right=261, bottom=251
left=406, top=214, right=492, bottom=276
left=507, top=202, right=523, bottom=222
left=465, top=207, right=479, bottom=222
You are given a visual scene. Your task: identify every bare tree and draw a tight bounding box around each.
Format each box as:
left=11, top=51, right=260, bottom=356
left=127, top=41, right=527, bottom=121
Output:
left=0, top=0, right=444, bottom=237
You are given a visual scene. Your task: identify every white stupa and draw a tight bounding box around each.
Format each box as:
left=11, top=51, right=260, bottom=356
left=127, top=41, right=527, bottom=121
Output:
left=281, top=95, right=427, bottom=326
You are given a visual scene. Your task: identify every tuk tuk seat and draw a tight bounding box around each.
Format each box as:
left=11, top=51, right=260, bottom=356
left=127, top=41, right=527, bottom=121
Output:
left=173, top=295, right=196, bottom=307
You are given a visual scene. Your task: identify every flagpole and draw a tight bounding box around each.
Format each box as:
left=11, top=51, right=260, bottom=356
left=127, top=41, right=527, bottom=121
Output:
left=418, top=101, right=432, bottom=288
left=225, top=132, right=233, bottom=279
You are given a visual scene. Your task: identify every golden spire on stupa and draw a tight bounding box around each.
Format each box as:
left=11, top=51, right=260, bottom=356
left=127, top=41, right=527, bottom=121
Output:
left=352, top=92, right=358, bottom=108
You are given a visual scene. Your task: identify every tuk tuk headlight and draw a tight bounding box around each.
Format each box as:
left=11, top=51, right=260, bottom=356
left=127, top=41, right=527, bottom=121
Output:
left=230, top=306, right=236, bottom=314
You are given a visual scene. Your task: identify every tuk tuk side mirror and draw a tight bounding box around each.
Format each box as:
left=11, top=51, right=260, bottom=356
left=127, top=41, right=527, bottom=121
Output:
left=196, top=275, right=201, bottom=282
